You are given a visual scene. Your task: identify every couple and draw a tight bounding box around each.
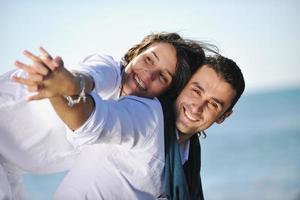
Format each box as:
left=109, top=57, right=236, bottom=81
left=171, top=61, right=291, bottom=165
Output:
left=0, top=32, right=245, bottom=199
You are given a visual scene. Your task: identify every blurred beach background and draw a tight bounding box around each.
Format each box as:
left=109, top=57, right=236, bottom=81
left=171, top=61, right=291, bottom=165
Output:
left=1, top=0, right=299, bottom=199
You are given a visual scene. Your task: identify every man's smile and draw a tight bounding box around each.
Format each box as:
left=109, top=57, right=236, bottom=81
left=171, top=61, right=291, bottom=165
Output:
left=183, top=105, right=199, bottom=122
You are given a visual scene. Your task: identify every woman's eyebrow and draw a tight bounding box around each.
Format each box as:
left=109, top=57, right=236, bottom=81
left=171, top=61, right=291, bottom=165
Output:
left=165, top=70, right=174, bottom=78
left=151, top=51, right=174, bottom=78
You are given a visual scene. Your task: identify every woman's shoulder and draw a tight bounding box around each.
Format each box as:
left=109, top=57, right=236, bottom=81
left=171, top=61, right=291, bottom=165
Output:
left=80, top=54, right=119, bottom=68
left=118, top=96, right=163, bottom=121
left=119, top=96, right=160, bottom=107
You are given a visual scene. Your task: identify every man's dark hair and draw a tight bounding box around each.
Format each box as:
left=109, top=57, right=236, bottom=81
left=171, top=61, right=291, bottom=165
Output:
left=204, top=55, right=245, bottom=111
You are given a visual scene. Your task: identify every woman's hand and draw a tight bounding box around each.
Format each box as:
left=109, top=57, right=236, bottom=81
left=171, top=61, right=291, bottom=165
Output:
left=12, top=47, right=80, bottom=101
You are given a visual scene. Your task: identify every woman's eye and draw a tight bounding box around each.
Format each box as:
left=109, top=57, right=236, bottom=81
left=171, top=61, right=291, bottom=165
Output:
left=159, top=74, right=168, bottom=83
left=192, top=89, right=201, bottom=96
left=145, top=56, right=152, bottom=64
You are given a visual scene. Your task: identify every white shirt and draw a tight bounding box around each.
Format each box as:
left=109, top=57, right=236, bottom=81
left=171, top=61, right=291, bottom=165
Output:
left=0, top=161, right=12, bottom=200
left=54, top=55, right=167, bottom=199
left=0, top=156, right=29, bottom=200
left=55, top=94, right=165, bottom=199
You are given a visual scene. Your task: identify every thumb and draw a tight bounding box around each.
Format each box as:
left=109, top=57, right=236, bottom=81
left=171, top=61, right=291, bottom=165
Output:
left=27, top=93, right=48, bottom=101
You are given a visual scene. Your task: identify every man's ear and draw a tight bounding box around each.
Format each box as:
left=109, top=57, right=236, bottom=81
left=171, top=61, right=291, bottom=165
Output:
left=216, top=110, right=233, bottom=124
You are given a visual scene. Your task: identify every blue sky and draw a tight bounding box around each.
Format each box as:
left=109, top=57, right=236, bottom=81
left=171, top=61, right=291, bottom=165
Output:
left=1, top=0, right=299, bottom=93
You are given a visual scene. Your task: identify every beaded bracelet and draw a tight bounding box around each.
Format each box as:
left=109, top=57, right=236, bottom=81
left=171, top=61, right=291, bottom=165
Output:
left=64, top=74, right=86, bottom=107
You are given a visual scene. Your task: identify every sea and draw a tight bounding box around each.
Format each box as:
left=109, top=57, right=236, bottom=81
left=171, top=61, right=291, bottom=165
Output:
left=22, top=88, right=300, bottom=200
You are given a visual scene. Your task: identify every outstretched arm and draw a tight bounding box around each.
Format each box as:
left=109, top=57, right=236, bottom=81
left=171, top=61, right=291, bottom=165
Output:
left=49, top=94, right=95, bottom=131
left=12, top=47, right=95, bottom=130
left=12, top=47, right=95, bottom=100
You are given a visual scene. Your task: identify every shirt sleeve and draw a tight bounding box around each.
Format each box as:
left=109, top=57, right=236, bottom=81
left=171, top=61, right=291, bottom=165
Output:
left=66, top=93, right=163, bottom=149
left=72, top=54, right=122, bottom=99
left=0, top=69, right=32, bottom=102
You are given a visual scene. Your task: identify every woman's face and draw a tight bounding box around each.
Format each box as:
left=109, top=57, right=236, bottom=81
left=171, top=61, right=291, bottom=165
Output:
left=122, top=42, right=177, bottom=98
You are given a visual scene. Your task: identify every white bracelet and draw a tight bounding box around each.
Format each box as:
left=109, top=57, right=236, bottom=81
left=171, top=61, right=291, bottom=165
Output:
left=64, top=74, right=86, bottom=107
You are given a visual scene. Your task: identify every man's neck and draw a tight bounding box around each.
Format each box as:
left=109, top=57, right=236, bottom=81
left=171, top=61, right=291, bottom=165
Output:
left=177, top=131, right=193, bottom=144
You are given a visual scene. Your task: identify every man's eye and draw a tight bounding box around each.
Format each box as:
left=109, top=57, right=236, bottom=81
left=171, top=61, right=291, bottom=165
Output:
left=208, top=101, right=219, bottom=110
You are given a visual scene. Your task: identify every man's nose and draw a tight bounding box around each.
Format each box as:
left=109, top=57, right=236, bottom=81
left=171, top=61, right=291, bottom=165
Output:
left=191, top=100, right=206, bottom=113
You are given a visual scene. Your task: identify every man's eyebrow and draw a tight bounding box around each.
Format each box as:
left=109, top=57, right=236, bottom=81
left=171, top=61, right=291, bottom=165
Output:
left=191, top=82, right=224, bottom=106
left=191, top=82, right=205, bottom=92
left=211, top=97, right=224, bottom=107
left=151, top=51, right=159, bottom=61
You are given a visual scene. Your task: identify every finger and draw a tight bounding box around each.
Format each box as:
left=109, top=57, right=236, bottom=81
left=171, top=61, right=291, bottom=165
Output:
left=23, top=50, right=42, bottom=63
left=15, top=60, right=48, bottom=77
left=40, top=57, right=58, bottom=71
left=27, top=93, right=42, bottom=101
left=27, top=92, right=48, bottom=101
left=39, top=47, right=58, bottom=71
left=27, top=85, right=40, bottom=92
left=31, top=61, right=49, bottom=75
left=28, top=73, right=44, bottom=82
left=39, top=47, right=52, bottom=59
left=15, top=60, right=36, bottom=74
left=11, top=75, right=36, bottom=86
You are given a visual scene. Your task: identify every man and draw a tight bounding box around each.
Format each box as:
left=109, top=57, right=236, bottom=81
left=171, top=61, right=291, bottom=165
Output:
left=162, top=55, right=245, bottom=199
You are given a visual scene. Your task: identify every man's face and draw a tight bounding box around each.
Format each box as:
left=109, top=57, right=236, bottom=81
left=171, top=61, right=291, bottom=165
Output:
left=175, top=65, right=236, bottom=135
left=122, top=42, right=177, bottom=98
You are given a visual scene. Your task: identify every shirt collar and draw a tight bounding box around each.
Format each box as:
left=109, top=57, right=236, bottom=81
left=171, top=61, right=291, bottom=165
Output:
left=176, top=129, right=190, bottom=164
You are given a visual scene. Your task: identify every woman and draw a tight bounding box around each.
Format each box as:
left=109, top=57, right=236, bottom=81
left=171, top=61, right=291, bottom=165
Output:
left=1, top=32, right=206, bottom=199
